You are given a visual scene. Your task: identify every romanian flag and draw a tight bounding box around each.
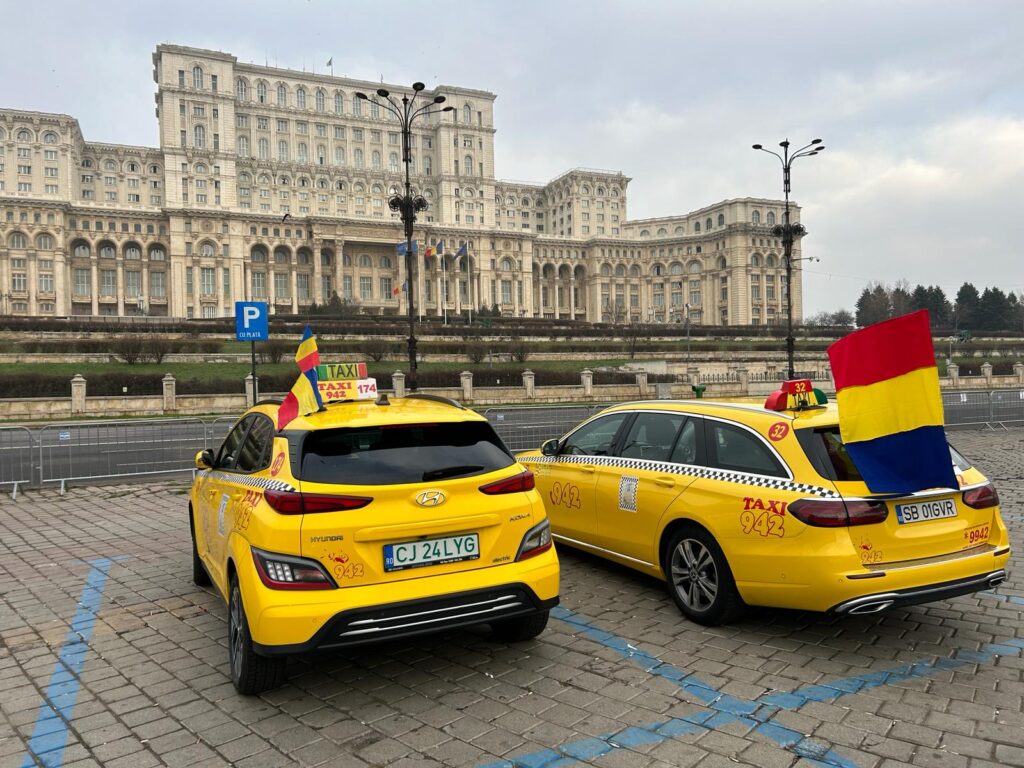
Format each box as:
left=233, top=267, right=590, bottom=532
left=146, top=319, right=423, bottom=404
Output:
left=276, top=326, right=324, bottom=430
left=424, top=245, right=436, bottom=259
left=827, top=310, right=957, bottom=494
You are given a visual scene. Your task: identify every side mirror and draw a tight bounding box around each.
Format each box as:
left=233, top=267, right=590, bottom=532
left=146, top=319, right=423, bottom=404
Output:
left=195, top=449, right=215, bottom=469
left=541, top=439, right=560, bottom=456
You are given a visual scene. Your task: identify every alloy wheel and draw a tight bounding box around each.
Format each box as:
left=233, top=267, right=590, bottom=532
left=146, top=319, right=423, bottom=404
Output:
left=670, top=538, right=719, bottom=612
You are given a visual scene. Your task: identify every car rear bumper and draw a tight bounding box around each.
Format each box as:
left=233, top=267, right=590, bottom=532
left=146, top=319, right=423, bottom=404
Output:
left=830, top=569, right=1008, bottom=615
left=253, top=583, right=558, bottom=655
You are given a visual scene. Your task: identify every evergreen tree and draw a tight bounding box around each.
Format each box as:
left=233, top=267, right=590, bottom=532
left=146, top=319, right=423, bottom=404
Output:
left=979, top=287, right=1014, bottom=331
left=925, top=286, right=951, bottom=327
left=855, top=283, right=890, bottom=327
left=890, top=280, right=912, bottom=317
left=955, top=283, right=981, bottom=331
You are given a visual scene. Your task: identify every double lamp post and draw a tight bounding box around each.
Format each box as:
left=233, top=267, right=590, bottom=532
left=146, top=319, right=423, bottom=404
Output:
left=751, top=138, right=824, bottom=380
left=356, top=84, right=452, bottom=390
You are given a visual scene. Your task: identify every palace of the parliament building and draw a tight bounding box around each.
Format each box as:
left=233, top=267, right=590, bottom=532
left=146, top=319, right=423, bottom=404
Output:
left=0, top=44, right=805, bottom=325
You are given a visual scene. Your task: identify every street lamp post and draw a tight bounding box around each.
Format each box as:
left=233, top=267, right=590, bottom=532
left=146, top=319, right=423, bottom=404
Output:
left=752, top=138, right=824, bottom=380
left=684, top=302, right=691, bottom=361
left=356, top=84, right=452, bottom=390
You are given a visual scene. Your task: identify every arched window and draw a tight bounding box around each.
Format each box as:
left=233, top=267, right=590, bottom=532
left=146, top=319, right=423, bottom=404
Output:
left=370, top=99, right=380, bottom=119
left=371, top=150, right=381, bottom=170
left=766, top=254, right=777, bottom=268
left=657, top=228, right=667, bottom=236
left=767, top=211, right=775, bottom=225
left=600, top=263, right=611, bottom=277
left=194, top=125, right=206, bottom=149
left=751, top=254, right=762, bottom=267
left=688, top=261, right=702, bottom=274
left=321, top=248, right=333, bottom=266
left=380, top=255, right=392, bottom=268
left=258, top=138, right=269, bottom=159
left=359, top=254, right=372, bottom=268
left=35, top=233, right=54, bottom=249
left=236, top=79, right=248, bottom=101
left=296, top=87, right=306, bottom=109
left=148, top=246, right=165, bottom=261
left=298, top=142, right=308, bottom=162
left=125, top=244, right=142, bottom=259
left=298, top=177, right=309, bottom=188
left=192, top=66, right=203, bottom=89
left=388, top=152, right=399, bottom=173
left=615, top=264, right=626, bottom=277
left=277, top=84, right=287, bottom=106
left=352, top=96, right=361, bottom=116
left=43, top=132, right=58, bottom=144
left=238, top=136, right=249, bottom=156
left=463, top=104, right=472, bottom=124
left=670, top=262, right=683, bottom=275
left=278, top=140, right=288, bottom=162
left=694, top=222, right=701, bottom=233
left=423, top=156, right=432, bottom=175
left=257, top=81, right=267, bottom=103
left=717, top=257, right=727, bottom=270
left=104, top=160, right=117, bottom=171
left=315, top=89, right=325, bottom=112
left=73, top=243, right=90, bottom=259
left=99, top=243, right=116, bottom=259
left=718, top=213, right=725, bottom=226
left=317, top=177, right=328, bottom=189
left=16, top=129, right=31, bottom=142
left=674, top=226, right=684, bottom=235
left=251, top=246, right=268, bottom=263
left=126, top=161, right=139, bottom=172
left=315, top=144, right=326, bottom=165
left=334, top=91, right=344, bottom=114
left=335, top=147, right=345, bottom=165
left=752, top=210, right=761, bottom=224
left=274, top=247, right=290, bottom=263
left=706, top=217, right=712, bottom=230
left=342, top=253, right=352, bottom=266
left=200, top=242, right=216, bottom=258
left=501, top=258, right=514, bottom=272
left=297, top=249, right=311, bottom=264
left=464, top=155, right=473, bottom=176
left=640, top=229, right=650, bottom=237
left=194, top=163, right=207, bottom=174
left=354, top=148, right=364, bottom=168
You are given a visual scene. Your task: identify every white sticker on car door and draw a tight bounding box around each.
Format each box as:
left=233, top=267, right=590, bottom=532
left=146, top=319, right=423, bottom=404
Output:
left=619, top=476, right=639, bottom=512
left=217, top=494, right=229, bottom=536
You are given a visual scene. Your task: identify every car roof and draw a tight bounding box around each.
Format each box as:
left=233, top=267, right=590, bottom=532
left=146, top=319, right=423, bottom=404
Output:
left=599, top=398, right=841, bottom=429
left=246, top=395, right=487, bottom=433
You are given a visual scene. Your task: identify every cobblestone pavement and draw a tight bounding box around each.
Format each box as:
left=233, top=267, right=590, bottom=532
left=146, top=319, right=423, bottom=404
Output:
left=2, top=430, right=1024, bottom=768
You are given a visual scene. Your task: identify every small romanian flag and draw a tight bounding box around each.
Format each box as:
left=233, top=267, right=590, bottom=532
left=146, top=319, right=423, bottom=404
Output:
left=424, top=245, right=436, bottom=259
left=827, top=310, right=957, bottom=494
left=277, top=325, right=324, bottom=430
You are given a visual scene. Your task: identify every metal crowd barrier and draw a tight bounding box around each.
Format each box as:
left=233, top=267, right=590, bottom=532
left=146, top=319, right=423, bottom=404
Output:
left=0, top=426, right=34, bottom=499
left=943, top=389, right=1024, bottom=430
left=37, top=418, right=211, bottom=494
left=484, top=405, right=609, bottom=452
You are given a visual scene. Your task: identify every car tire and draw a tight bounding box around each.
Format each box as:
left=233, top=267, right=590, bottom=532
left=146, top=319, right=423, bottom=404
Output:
left=190, top=508, right=211, bottom=587
left=490, top=610, right=550, bottom=642
left=665, top=526, right=742, bottom=626
left=228, top=575, right=286, bottom=695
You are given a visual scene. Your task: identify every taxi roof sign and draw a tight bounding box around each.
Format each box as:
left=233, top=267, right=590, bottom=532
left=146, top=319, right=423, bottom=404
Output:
left=765, top=379, right=828, bottom=412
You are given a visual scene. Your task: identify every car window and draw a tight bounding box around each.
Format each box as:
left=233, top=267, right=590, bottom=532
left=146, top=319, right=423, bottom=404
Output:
left=560, top=413, right=629, bottom=457
left=235, top=416, right=275, bottom=473
left=617, top=412, right=684, bottom=462
left=668, top=418, right=698, bottom=465
left=300, top=421, right=514, bottom=485
left=707, top=421, right=785, bottom=477
left=216, top=416, right=253, bottom=470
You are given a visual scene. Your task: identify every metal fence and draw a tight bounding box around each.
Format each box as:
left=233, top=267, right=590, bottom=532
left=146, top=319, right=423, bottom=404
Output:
left=0, top=426, right=34, bottom=499
left=1, top=392, right=1022, bottom=495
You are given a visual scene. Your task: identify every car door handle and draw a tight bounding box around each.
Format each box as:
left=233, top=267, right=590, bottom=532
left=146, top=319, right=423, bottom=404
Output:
left=655, top=476, right=676, bottom=487
left=578, top=465, right=596, bottom=474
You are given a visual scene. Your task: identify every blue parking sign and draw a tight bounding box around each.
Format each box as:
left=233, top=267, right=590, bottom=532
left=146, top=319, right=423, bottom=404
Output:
left=235, top=302, right=269, bottom=341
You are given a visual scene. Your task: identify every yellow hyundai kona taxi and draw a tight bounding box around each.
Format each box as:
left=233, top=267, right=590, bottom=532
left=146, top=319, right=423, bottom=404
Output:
left=518, top=395, right=1009, bottom=625
left=190, top=394, right=559, bottom=694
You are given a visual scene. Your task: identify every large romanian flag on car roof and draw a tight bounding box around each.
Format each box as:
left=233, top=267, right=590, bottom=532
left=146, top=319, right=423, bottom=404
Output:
left=827, top=310, right=957, bottom=494
left=276, top=326, right=324, bottom=430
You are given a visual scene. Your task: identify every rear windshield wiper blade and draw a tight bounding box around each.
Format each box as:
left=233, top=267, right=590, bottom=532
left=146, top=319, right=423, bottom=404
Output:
left=422, top=464, right=485, bottom=481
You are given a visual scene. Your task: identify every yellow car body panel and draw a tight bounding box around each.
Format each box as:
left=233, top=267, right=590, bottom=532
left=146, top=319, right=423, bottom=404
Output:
left=192, top=399, right=558, bottom=653
left=520, top=399, right=1009, bottom=616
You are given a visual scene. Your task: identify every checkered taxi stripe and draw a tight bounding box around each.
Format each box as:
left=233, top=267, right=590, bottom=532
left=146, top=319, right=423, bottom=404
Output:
left=519, top=454, right=840, bottom=498
left=203, top=470, right=296, bottom=493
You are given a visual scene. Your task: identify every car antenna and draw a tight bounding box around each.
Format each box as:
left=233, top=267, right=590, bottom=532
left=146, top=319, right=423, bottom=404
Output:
left=376, top=392, right=390, bottom=406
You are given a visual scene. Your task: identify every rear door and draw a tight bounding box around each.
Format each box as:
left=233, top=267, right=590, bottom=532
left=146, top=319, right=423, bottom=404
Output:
left=798, top=427, right=996, bottom=565
left=297, top=420, right=541, bottom=588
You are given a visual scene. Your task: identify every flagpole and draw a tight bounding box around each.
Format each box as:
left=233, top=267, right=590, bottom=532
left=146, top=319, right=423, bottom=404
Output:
left=468, top=255, right=473, bottom=325
left=443, top=255, right=447, bottom=326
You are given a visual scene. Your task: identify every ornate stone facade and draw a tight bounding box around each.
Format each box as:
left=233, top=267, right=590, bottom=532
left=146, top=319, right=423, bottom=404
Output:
left=0, top=44, right=804, bottom=324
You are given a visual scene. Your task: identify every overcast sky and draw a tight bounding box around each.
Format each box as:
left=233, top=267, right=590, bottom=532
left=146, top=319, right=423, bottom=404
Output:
left=7, top=1, right=1022, bottom=314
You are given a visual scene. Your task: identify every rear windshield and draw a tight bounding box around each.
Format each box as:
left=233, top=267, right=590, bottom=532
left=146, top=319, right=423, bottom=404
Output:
left=300, top=421, right=514, bottom=485
left=797, top=427, right=971, bottom=482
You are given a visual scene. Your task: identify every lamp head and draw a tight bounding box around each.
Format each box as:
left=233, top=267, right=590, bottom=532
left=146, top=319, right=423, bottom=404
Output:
left=412, top=82, right=425, bottom=92
left=442, top=105, right=454, bottom=112
left=413, top=195, right=428, bottom=212
left=355, top=92, right=368, bottom=100
left=811, top=138, right=822, bottom=144
left=376, top=88, right=389, bottom=98
left=780, top=140, right=790, bottom=148
left=433, top=95, right=446, bottom=104
left=388, top=196, right=402, bottom=212
left=752, top=143, right=763, bottom=150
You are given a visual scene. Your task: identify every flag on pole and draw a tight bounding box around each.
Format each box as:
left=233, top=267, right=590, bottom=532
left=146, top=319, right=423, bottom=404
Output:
left=456, top=243, right=468, bottom=258
left=326, top=57, right=333, bottom=67
left=827, top=310, right=956, bottom=493
left=396, top=240, right=418, bottom=256
left=392, top=285, right=401, bottom=296
left=277, top=326, right=324, bottom=430
left=436, top=240, right=445, bottom=256
left=424, top=245, right=436, bottom=258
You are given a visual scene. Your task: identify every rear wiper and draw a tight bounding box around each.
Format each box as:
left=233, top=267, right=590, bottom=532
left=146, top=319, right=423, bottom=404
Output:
left=422, top=464, right=484, bottom=481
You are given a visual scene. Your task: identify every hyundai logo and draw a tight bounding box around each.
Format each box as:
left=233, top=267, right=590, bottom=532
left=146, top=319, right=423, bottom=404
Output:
left=416, top=490, right=447, bottom=507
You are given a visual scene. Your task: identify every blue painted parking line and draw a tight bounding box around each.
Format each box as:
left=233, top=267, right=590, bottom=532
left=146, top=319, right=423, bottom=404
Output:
left=982, top=589, right=1024, bottom=607
left=479, top=607, right=1024, bottom=768
left=20, top=558, right=113, bottom=768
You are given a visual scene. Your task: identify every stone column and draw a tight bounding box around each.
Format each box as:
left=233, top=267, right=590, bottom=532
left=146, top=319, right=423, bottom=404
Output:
left=948, top=363, right=960, bottom=387
left=736, top=367, right=749, bottom=394
left=1014, top=362, right=1024, bottom=385
left=71, top=374, right=86, bottom=414
left=687, top=366, right=700, bottom=385
left=245, top=374, right=256, bottom=407
left=162, top=374, right=177, bottom=412
left=635, top=371, right=648, bottom=397
left=982, top=362, right=993, bottom=387
left=569, top=278, right=576, bottom=319
left=460, top=370, right=473, bottom=401
left=581, top=369, right=593, bottom=397
left=392, top=371, right=406, bottom=398
left=523, top=369, right=535, bottom=399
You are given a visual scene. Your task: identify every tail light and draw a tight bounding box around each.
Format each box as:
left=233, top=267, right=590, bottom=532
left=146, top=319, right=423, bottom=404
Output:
left=479, top=470, right=535, bottom=495
left=251, top=548, right=335, bottom=590
left=788, top=498, right=889, bottom=527
left=263, top=489, right=372, bottom=514
left=963, top=483, right=999, bottom=509
left=516, top=519, right=552, bottom=561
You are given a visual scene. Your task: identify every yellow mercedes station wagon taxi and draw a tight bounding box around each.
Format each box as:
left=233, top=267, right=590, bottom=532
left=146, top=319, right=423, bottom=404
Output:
left=518, top=396, right=1009, bottom=625
left=190, top=394, right=559, bottom=694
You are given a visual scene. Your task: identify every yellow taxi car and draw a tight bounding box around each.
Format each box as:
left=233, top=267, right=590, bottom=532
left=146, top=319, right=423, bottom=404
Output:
left=518, top=390, right=1009, bottom=625
left=190, top=393, right=559, bottom=694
